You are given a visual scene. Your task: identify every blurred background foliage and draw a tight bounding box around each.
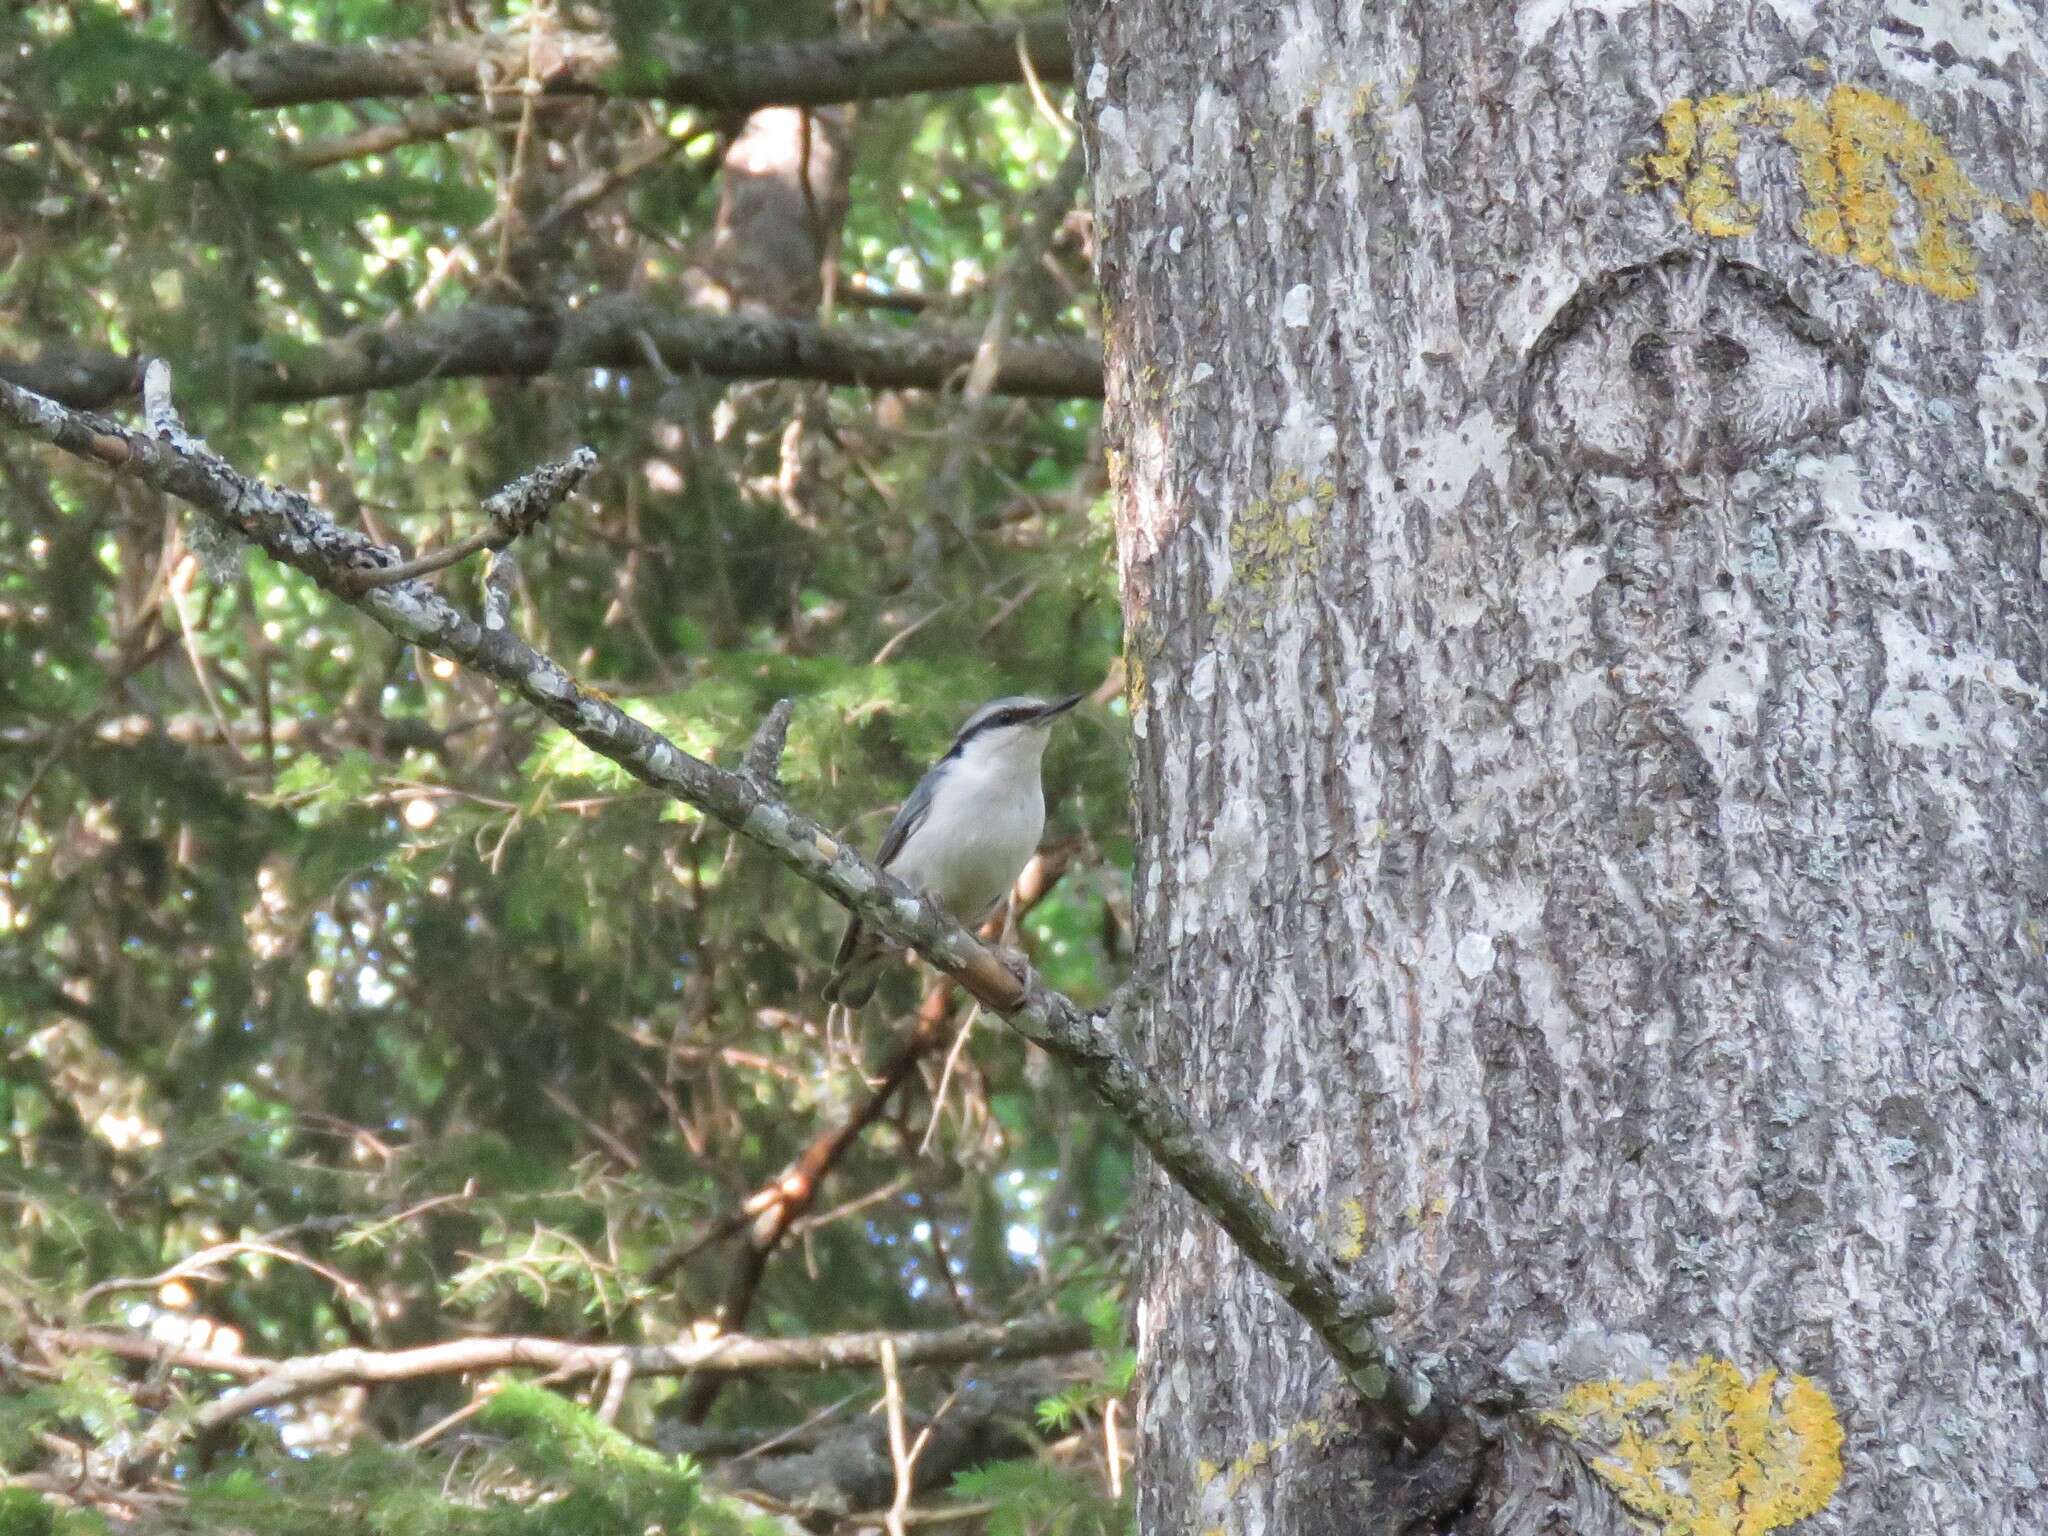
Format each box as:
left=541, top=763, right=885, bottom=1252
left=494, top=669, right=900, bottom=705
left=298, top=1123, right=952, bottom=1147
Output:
left=0, top=0, right=1128, bottom=1529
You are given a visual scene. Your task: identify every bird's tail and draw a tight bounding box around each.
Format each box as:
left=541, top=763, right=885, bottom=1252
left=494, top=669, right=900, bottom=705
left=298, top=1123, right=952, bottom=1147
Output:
left=822, top=918, right=888, bottom=1008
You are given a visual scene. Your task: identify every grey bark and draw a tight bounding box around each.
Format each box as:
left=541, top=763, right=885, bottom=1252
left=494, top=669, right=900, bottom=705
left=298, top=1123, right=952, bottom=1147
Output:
left=1075, top=2, right=2047, bottom=1532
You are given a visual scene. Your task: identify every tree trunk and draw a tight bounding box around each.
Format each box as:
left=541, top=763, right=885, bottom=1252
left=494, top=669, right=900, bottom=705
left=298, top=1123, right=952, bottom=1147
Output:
left=1073, top=2, right=2047, bottom=1531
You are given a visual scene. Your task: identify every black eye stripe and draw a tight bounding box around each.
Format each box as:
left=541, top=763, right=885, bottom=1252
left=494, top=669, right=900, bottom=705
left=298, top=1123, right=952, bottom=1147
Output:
left=955, top=705, right=1042, bottom=746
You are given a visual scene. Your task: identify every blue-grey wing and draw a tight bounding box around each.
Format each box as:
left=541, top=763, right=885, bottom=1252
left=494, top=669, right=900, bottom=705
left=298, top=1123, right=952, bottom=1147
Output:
left=872, top=767, right=939, bottom=871
left=829, top=769, right=939, bottom=977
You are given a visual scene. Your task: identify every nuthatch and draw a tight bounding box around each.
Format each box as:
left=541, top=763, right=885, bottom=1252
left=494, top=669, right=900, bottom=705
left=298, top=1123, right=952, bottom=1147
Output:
left=824, top=693, right=1083, bottom=1008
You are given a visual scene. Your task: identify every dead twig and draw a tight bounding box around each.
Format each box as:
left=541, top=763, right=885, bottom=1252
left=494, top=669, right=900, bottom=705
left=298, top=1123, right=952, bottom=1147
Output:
left=346, top=447, right=596, bottom=591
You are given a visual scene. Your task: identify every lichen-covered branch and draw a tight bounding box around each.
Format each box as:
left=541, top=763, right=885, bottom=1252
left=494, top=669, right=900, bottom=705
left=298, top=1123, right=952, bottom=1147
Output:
left=0, top=17, right=1073, bottom=145
left=346, top=445, right=598, bottom=591
left=0, top=371, right=1424, bottom=1440
left=0, top=298, right=1102, bottom=412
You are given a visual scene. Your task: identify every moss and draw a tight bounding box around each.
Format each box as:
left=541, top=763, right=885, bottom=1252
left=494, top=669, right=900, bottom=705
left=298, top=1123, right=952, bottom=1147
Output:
left=1542, top=1355, right=1844, bottom=1535
left=1639, top=84, right=2045, bottom=301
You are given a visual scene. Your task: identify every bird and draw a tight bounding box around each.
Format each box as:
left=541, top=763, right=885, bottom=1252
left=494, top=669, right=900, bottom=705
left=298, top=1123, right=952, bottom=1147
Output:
left=823, top=692, right=1084, bottom=1008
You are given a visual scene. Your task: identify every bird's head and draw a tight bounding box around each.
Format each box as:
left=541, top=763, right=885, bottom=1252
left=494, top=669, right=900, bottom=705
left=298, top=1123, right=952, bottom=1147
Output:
left=946, top=692, right=1084, bottom=767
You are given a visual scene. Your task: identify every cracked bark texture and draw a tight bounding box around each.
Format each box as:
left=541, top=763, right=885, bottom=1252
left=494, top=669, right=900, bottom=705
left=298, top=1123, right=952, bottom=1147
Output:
left=1074, top=1, right=2047, bottom=1532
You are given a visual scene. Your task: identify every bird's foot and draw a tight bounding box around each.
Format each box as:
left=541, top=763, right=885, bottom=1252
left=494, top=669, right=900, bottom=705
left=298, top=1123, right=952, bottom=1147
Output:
left=994, top=945, right=1032, bottom=988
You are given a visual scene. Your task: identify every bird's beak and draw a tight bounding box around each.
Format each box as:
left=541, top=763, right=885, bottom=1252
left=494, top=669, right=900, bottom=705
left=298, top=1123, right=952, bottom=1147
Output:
left=1039, top=692, right=1085, bottom=722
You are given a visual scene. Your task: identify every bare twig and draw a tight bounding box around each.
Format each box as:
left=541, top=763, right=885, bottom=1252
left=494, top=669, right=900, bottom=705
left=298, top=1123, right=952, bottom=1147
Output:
left=880, top=1340, right=914, bottom=1536
left=743, top=697, right=795, bottom=789
left=100, top=1315, right=1084, bottom=1429
left=35, top=1314, right=1087, bottom=1479
left=400, top=1360, right=583, bottom=1450
left=141, top=361, right=188, bottom=444
left=1105, top=1398, right=1124, bottom=1499
left=789, top=1172, right=918, bottom=1239
left=339, top=1185, right=478, bottom=1249
left=594, top=1357, right=634, bottom=1426
left=284, top=100, right=575, bottom=170
left=924, top=143, right=1088, bottom=529
left=1015, top=31, right=1074, bottom=140
left=845, top=1502, right=1000, bottom=1530
left=348, top=446, right=596, bottom=591
left=483, top=550, right=520, bottom=631
left=527, top=123, right=711, bottom=243
left=163, top=553, right=249, bottom=764
left=78, top=1237, right=369, bottom=1314
left=917, top=1002, right=982, bottom=1159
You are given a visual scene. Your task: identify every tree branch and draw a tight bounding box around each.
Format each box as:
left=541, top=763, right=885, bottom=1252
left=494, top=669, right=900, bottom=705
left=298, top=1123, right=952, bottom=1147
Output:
left=282, top=100, right=577, bottom=171
left=742, top=697, right=796, bottom=790
left=0, top=298, right=1103, bottom=411
left=32, top=1315, right=1089, bottom=1433
left=0, top=371, right=1430, bottom=1444
left=344, top=445, right=597, bottom=591
left=1, top=18, right=1072, bottom=145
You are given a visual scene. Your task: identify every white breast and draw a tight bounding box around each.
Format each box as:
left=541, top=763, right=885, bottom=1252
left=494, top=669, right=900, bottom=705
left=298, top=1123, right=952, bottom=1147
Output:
left=889, top=751, right=1046, bottom=924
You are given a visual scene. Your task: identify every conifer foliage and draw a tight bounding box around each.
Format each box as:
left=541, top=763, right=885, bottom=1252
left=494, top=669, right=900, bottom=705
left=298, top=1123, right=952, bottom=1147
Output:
left=0, top=3, right=1128, bottom=1530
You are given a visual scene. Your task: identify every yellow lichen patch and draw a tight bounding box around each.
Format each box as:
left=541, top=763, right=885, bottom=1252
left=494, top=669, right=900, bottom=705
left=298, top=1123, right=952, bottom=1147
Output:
left=1224, top=1438, right=1272, bottom=1499
left=1209, top=1416, right=1336, bottom=1500
left=1776, top=86, right=1980, bottom=299
left=1229, top=468, right=1323, bottom=590
left=1542, top=1355, right=1845, bottom=1536
left=1639, top=83, right=2047, bottom=301
left=1640, top=95, right=1758, bottom=238
left=1333, top=1199, right=1370, bottom=1264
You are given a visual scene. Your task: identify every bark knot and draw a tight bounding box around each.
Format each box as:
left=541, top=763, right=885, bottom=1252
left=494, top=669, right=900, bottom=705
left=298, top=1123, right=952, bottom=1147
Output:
left=1518, top=254, right=1862, bottom=480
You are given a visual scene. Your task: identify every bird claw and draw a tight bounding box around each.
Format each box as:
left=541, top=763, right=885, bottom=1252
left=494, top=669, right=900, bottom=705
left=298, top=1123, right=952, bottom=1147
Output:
left=995, top=945, right=1032, bottom=987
